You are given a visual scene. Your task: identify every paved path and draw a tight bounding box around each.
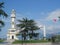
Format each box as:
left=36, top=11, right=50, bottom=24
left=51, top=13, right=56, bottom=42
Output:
left=0, top=42, right=60, bottom=45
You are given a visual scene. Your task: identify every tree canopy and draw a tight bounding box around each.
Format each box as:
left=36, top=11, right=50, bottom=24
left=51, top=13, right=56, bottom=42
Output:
left=0, top=2, right=8, bottom=30
left=17, top=18, right=40, bottom=40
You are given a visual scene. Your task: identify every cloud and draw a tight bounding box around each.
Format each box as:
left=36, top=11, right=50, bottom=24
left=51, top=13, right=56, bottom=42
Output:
left=46, top=25, right=60, bottom=34
left=37, top=9, right=60, bottom=34
left=47, top=25, right=54, bottom=30
left=46, top=9, right=60, bottom=21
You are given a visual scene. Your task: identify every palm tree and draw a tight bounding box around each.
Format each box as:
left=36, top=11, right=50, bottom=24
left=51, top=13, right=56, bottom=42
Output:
left=28, top=20, right=39, bottom=39
left=0, top=20, right=4, bottom=31
left=0, top=2, right=8, bottom=31
left=17, top=18, right=40, bottom=40
left=17, top=18, right=29, bottom=40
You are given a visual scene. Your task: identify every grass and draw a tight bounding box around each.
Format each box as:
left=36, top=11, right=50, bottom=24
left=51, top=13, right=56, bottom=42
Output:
left=13, top=40, right=51, bottom=44
left=0, top=39, right=4, bottom=43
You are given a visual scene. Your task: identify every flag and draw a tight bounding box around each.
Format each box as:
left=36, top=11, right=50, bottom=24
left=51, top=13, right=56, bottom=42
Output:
left=53, top=18, right=57, bottom=22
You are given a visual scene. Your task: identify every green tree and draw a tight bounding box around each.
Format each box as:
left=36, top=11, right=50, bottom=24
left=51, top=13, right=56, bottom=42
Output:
left=17, top=18, right=30, bottom=40
left=17, top=18, right=40, bottom=40
left=28, top=20, right=39, bottom=40
left=0, top=2, right=8, bottom=31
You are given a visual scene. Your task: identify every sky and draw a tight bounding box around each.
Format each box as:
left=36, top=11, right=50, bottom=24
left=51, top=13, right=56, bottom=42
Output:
left=0, top=0, right=60, bottom=38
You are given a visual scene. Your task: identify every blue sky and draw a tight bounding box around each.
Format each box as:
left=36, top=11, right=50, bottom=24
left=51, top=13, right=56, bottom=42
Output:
left=0, top=0, right=60, bottom=38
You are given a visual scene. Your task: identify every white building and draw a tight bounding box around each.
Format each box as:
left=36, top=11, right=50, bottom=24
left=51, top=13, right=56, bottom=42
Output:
left=7, top=9, right=19, bottom=40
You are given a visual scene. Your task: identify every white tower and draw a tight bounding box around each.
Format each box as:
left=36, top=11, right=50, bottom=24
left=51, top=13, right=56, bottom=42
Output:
left=43, top=25, right=46, bottom=40
left=39, top=25, right=46, bottom=40
left=7, top=9, right=18, bottom=40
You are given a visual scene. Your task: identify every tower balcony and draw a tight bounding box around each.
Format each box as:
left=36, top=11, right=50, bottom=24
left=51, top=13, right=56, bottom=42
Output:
left=8, top=28, right=20, bottom=34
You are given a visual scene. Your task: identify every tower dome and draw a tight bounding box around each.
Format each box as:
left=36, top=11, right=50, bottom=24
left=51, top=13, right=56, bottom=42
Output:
left=11, top=9, right=16, bottom=18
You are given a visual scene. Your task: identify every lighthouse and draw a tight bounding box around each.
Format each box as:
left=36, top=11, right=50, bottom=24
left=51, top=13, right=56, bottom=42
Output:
left=7, top=9, right=18, bottom=40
